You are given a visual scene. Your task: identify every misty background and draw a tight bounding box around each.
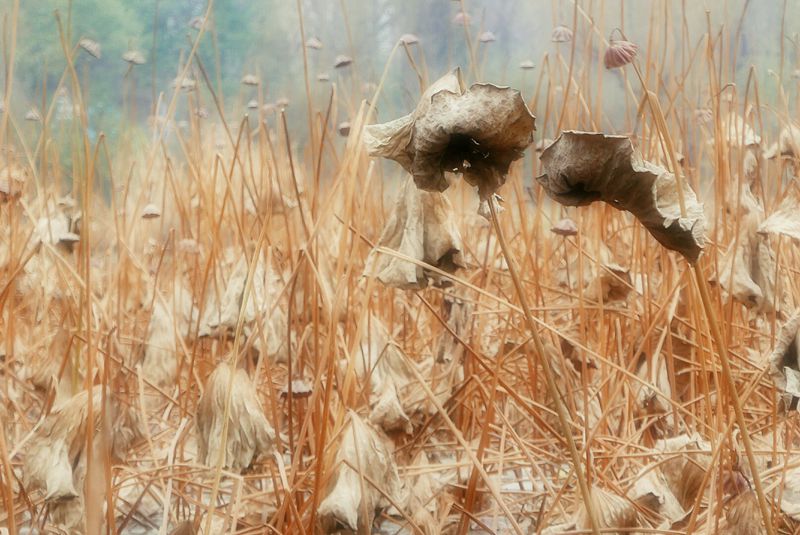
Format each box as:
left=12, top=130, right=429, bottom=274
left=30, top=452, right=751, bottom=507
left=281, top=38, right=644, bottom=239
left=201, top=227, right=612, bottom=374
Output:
left=2, top=0, right=797, bottom=150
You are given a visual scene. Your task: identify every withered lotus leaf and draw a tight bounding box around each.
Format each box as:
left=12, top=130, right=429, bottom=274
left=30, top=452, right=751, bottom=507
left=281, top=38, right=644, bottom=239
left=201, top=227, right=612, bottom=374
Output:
left=630, top=465, right=686, bottom=524
left=346, top=317, right=434, bottom=433
left=766, top=123, right=800, bottom=158
left=576, top=486, right=639, bottom=534
left=196, top=362, right=275, bottom=472
left=725, top=492, right=766, bottom=535
left=769, top=311, right=800, bottom=410
left=781, top=466, right=800, bottom=520
left=25, top=387, right=143, bottom=507
left=365, top=68, right=536, bottom=198
left=538, top=131, right=706, bottom=262
left=142, top=283, right=196, bottom=387
left=758, top=195, right=800, bottom=242
left=364, top=177, right=464, bottom=289
left=318, top=411, right=402, bottom=533
left=715, top=188, right=775, bottom=311
left=657, top=433, right=712, bottom=510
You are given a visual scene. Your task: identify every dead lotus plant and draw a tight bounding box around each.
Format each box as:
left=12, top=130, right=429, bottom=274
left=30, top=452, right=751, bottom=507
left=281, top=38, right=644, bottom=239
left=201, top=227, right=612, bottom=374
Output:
left=630, top=464, right=687, bottom=527
left=398, top=450, right=456, bottom=533
left=544, top=486, right=640, bottom=535
left=538, top=131, right=706, bottom=262
left=199, top=252, right=290, bottom=363
left=24, top=386, right=143, bottom=528
left=576, top=486, right=640, bottom=534
left=363, top=177, right=465, bottom=289
left=757, top=193, right=800, bottom=243
left=141, top=282, right=196, bottom=387
left=656, top=433, right=712, bottom=510
left=781, top=466, right=800, bottom=521
left=346, top=318, right=437, bottom=433
left=0, top=162, right=26, bottom=202
left=764, top=123, right=800, bottom=160
left=769, top=311, right=800, bottom=410
left=196, top=361, right=275, bottom=472
left=364, top=68, right=536, bottom=199
left=724, top=491, right=765, bottom=535
left=555, top=240, right=632, bottom=304
left=317, top=410, right=402, bottom=533
left=714, top=186, right=777, bottom=311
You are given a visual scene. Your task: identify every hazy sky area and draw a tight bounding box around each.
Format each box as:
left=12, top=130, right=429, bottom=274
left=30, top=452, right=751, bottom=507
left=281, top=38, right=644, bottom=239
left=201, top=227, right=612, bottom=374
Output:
left=3, top=0, right=797, bottom=148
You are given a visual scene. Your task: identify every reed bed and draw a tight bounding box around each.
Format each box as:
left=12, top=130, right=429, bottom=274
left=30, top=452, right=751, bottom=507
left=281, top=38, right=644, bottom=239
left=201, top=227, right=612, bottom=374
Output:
left=2, top=1, right=800, bottom=534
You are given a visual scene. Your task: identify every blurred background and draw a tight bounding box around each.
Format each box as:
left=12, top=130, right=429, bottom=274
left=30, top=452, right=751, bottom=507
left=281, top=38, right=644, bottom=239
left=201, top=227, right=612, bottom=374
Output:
left=2, top=1, right=797, bottom=153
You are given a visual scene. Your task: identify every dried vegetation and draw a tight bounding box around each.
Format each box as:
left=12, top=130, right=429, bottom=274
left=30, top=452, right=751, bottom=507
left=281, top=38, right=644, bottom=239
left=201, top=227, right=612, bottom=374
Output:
left=3, top=2, right=800, bottom=535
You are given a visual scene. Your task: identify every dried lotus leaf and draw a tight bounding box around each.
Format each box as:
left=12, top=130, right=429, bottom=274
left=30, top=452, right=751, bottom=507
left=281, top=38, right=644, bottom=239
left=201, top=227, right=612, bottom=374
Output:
left=0, top=164, right=26, bottom=201
left=635, top=351, right=673, bottom=421
left=413, top=83, right=536, bottom=196
left=544, top=342, right=602, bottom=428
left=631, top=466, right=686, bottom=525
left=199, top=252, right=290, bottom=362
left=604, top=39, right=639, bottom=69
left=196, top=362, right=274, bottom=472
left=365, top=68, right=535, bottom=198
left=123, top=49, right=146, bottom=65
left=551, top=217, right=578, bottom=236
left=724, top=492, right=765, bottom=535
left=715, top=190, right=775, bottom=310
left=364, top=114, right=415, bottom=170
left=769, top=311, right=800, bottom=410
left=363, top=177, right=464, bottom=289
left=538, top=131, right=706, bottom=262
left=348, top=318, right=434, bottom=433
left=405, top=453, right=437, bottom=529
left=656, top=433, right=712, bottom=509
left=766, top=123, right=800, bottom=159
left=306, top=37, right=323, bottom=49
left=435, top=296, right=471, bottom=363
left=551, top=24, right=573, bottom=43
left=557, top=240, right=632, bottom=303
left=364, top=69, right=462, bottom=171
left=142, top=283, right=196, bottom=387
left=477, top=193, right=505, bottom=220
left=399, top=33, right=419, bottom=45
left=478, top=30, right=496, bottom=43
left=334, top=54, right=353, bottom=68
left=78, top=38, right=101, bottom=59
left=758, top=195, right=800, bottom=242
left=780, top=466, right=800, bottom=520
left=318, top=411, right=402, bottom=533
left=719, top=112, right=761, bottom=147
left=717, top=219, right=761, bottom=307
left=743, top=146, right=760, bottom=187
left=576, top=486, right=639, bottom=534
left=24, top=386, right=143, bottom=513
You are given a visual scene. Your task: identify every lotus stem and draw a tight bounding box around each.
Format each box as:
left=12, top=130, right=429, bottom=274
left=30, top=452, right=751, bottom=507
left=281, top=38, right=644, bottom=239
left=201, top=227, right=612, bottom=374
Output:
left=487, top=199, right=600, bottom=535
left=630, top=56, right=776, bottom=535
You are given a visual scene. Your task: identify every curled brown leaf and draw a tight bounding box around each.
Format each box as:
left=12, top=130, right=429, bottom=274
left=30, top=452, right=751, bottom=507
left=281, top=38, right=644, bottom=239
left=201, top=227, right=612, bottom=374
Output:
left=538, top=131, right=706, bottom=262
